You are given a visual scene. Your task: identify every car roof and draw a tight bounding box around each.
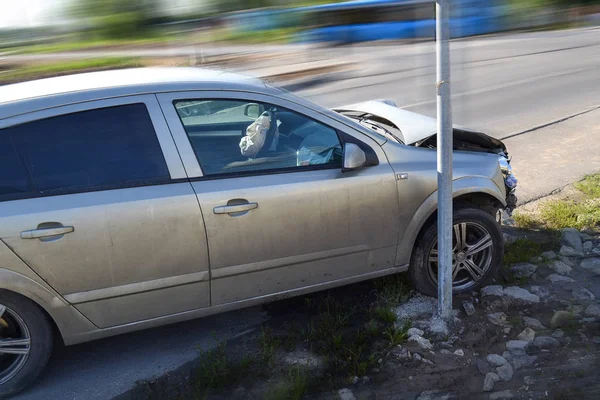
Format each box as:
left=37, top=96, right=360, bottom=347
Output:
left=0, top=67, right=268, bottom=119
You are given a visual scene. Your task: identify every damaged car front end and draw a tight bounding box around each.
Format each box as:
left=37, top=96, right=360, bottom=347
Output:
left=333, top=99, right=518, bottom=214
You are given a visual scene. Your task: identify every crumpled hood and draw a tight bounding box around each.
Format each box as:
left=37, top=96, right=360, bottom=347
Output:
left=333, top=100, right=506, bottom=154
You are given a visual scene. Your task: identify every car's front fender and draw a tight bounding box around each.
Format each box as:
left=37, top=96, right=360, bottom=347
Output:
left=395, top=176, right=506, bottom=266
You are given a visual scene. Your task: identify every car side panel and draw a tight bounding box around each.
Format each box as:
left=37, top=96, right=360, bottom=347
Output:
left=0, top=241, right=97, bottom=344
left=381, top=142, right=506, bottom=266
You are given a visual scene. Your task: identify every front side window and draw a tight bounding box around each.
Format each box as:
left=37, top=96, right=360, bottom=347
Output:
left=0, top=103, right=170, bottom=200
left=174, top=99, right=343, bottom=176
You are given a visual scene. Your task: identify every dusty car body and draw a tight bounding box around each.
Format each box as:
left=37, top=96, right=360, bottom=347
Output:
left=0, top=68, right=516, bottom=397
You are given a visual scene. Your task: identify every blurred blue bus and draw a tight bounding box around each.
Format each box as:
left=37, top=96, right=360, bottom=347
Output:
left=295, top=0, right=508, bottom=43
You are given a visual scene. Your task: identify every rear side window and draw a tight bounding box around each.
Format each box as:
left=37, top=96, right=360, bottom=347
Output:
left=0, top=104, right=170, bottom=200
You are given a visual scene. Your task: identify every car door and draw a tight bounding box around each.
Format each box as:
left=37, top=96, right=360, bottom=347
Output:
left=158, top=91, right=401, bottom=305
left=0, top=96, right=210, bottom=328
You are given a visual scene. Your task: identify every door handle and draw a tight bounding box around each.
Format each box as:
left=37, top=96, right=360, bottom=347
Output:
left=21, top=226, right=74, bottom=239
left=213, top=202, right=258, bottom=215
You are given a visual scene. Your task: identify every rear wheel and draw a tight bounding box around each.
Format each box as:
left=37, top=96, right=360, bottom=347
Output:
left=409, top=207, right=504, bottom=297
left=0, top=292, right=53, bottom=399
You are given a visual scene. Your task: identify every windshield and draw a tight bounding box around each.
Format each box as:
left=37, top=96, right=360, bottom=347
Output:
left=336, top=110, right=404, bottom=144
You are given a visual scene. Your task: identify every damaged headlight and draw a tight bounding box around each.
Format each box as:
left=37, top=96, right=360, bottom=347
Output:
left=499, top=156, right=518, bottom=215
left=498, top=156, right=518, bottom=190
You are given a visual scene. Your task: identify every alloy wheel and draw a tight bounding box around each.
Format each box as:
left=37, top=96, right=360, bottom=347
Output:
left=0, top=304, right=31, bottom=386
left=427, top=221, right=494, bottom=291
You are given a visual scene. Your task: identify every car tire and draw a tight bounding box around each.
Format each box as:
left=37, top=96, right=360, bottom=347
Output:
left=0, top=291, right=53, bottom=399
left=409, top=207, right=504, bottom=297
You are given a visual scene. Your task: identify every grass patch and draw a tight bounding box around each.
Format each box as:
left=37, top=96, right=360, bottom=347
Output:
left=373, top=274, right=411, bottom=307
left=503, top=238, right=552, bottom=265
left=384, top=320, right=411, bottom=346
left=575, top=174, right=600, bottom=197
left=375, top=306, right=398, bottom=325
left=540, top=199, right=600, bottom=230
left=513, top=173, right=600, bottom=231
left=9, top=35, right=177, bottom=55
left=0, top=58, right=142, bottom=84
left=192, top=339, right=253, bottom=397
left=513, top=212, right=539, bottom=229
left=266, top=367, right=309, bottom=400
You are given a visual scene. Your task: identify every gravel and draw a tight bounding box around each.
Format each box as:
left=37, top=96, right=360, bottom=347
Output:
left=516, top=328, right=536, bottom=343
left=503, top=286, right=540, bottom=303
left=487, top=354, right=508, bottom=367
left=488, top=312, right=509, bottom=326
left=533, top=336, right=560, bottom=349
left=580, top=258, right=600, bottom=275
left=481, top=285, right=504, bottom=297
left=547, top=274, right=576, bottom=283
left=511, top=263, right=537, bottom=278
left=562, top=228, right=583, bottom=251
left=551, top=310, right=574, bottom=328
left=489, top=390, right=515, bottom=400
left=585, top=304, right=600, bottom=317
left=523, top=316, right=547, bottom=330
left=483, top=372, right=500, bottom=392
left=571, top=287, right=595, bottom=301
left=560, top=245, right=584, bottom=258
left=548, top=260, right=572, bottom=276
left=506, top=340, right=529, bottom=352
left=496, top=363, right=514, bottom=381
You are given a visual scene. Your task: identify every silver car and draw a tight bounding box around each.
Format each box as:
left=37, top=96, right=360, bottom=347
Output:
left=0, top=68, right=517, bottom=397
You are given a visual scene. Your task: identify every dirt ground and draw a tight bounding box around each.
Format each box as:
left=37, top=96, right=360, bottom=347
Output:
left=120, top=220, right=600, bottom=400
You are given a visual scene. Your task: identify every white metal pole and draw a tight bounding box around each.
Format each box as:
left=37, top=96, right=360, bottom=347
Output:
left=436, top=0, right=453, bottom=320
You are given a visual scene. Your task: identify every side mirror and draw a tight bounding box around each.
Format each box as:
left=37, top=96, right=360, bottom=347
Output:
left=342, top=143, right=367, bottom=172
left=244, top=103, right=263, bottom=119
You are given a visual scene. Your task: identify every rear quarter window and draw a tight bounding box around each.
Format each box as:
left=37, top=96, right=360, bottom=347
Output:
left=0, top=103, right=171, bottom=201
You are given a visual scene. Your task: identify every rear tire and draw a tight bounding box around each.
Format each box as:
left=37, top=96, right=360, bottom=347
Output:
left=0, top=291, right=53, bottom=399
left=409, top=207, right=504, bottom=297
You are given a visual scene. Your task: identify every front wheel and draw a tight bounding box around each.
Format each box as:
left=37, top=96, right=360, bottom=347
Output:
left=409, top=207, right=504, bottom=297
left=0, top=291, right=53, bottom=399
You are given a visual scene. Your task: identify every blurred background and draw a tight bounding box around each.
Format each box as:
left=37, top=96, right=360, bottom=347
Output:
left=0, top=0, right=598, bottom=85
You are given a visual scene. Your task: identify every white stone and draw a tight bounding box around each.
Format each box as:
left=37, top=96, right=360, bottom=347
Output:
left=351, top=376, right=360, bottom=385
left=408, top=335, right=433, bottom=351
left=483, top=372, right=500, bottom=392
left=548, top=260, right=572, bottom=276
left=338, top=388, right=357, bottom=400
left=562, top=228, right=583, bottom=251
left=523, top=316, right=547, bottom=330
left=581, top=258, right=600, bottom=275
left=496, top=363, right=514, bottom=381
left=486, top=354, right=508, bottom=367
left=571, top=287, right=596, bottom=301
left=481, top=285, right=504, bottom=297
left=585, top=304, right=600, bottom=317
left=408, top=328, right=425, bottom=337
left=511, top=263, right=537, bottom=278
left=453, top=349, right=464, bottom=357
left=516, top=328, right=536, bottom=343
left=503, top=286, right=540, bottom=303
left=547, top=274, right=576, bottom=283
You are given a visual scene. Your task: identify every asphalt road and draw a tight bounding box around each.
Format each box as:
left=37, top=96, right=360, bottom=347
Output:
left=296, top=27, right=600, bottom=202
left=10, top=27, right=600, bottom=400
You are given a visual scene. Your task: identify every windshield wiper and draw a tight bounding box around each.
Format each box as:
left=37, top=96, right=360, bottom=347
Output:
left=359, top=117, right=403, bottom=144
